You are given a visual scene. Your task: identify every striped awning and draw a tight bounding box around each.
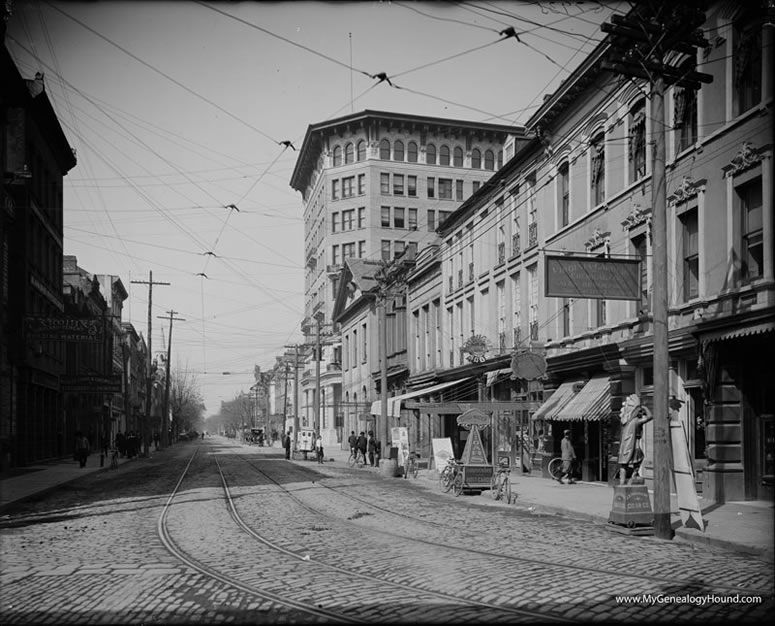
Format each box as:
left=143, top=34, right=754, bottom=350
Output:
left=554, top=375, right=611, bottom=422
left=370, top=378, right=471, bottom=418
left=700, top=321, right=775, bottom=346
left=531, top=379, right=580, bottom=421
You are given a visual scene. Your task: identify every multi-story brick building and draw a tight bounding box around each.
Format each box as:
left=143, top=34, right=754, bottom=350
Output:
left=290, top=110, right=526, bottom=447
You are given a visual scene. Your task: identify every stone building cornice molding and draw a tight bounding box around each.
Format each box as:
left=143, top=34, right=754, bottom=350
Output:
left=621, top=203, right=652, bottom=232
left=722, top=141, right=770, bottom=178
left=667, top=175, right=707, bottom=206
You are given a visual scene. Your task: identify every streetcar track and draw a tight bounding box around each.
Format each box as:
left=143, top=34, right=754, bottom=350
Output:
left=159, top=446, right=568, bottom=623
left=231, top=451, right=772, bottom=598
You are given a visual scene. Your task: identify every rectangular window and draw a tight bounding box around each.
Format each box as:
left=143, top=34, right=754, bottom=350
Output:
left=511, top=273, right=521, bottom=346
left=592, top=299, right=607, bottom=328
left=738, top=178, right=763, bottom=282
left=357, top=207, right=365, bottom=229
left=472, top=180, right=481, bottom=193
left=332, top=179, right=340, bottom=200
left=561, top=298, right=570, bottom=337
left=591, top=133, right=605, bottom=206
left=393, top=174, right=404, bottom=195
left=358, top=173, right=365, bottom=195
left=629, top=102, right=646, bottom=183
left=406, top=241, right=417, bottom=259
left=675, top=88, right=697, bottom=153
left=380, top=173, right=390, bottom=195
left=331, top=212, right=339, bottom=233
left=681, top=208, right=699, bottom=300
left=332, top=245, right=340, bottom=266
left=407, top=175, right=417, bottom=197
left=394, top=240, right=406, bottom=258
left=358, top=240, right=365, bottom=258
left=352, top=328, right=358, bottom=365
left=427, top=177, right=435, bottom=199
left=439, top=211, right=451, bottom=227
left=408, top=208, right=418, bottom=231
left=456, top=179, right=464, bottom=201
left=342, top=176, right=354, bottom=198
left=559, top=163, right=569, bottom=227
left=381, top=206, right=391, bottom=228
left=439, top=178, right=453, bottom=200
left=734, top=15, right=763, bottom=116
left=342, top=209, right=354, bottom=231
left=381, top=240, right=391, bottom=261
left=633, top=234, right=650, bottom=314
left=342, top=242, right=355, bottom=259
left=427, top=210, right=436, bottom=231
left=362, top=322, right=367, bottom=362
left=393, top=207, right=405, bottom=229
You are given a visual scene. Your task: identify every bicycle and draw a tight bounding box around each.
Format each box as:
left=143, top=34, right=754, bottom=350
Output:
left=403, top=452, right=420, bottom=479
left=548, top=457, right=580, bottom=482
left=490, top=462, right=513, bottom=504
left=439, top=458, right=464, bottom=496
left=348, top=450, right=367, bottom=468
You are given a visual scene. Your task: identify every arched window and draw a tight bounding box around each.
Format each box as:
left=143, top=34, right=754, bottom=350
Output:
left=332, top=145, right=342, bottom=167
left=344, top=143, right=354, bottom=164
left=628, top=100, right=646, bottom=182
left=439, top=145, right=450, bottom=166
left=471, top=148, right=481, bottom=169
left=453, top=146, right=463, bottom=167
left=484, top=149, right=495, bottom=170
left=407, top=141, right=418, bottom=162
left=394, top=140, right=404, bottom=161
left=426, top=143, right=437, bottom=165
left=379, top=139, right=390, bottom=160
left=357, top=140, right=367, bottom=161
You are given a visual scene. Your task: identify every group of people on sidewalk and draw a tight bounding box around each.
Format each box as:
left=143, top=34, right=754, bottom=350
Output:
left=347, top=430, right=380, bottom=466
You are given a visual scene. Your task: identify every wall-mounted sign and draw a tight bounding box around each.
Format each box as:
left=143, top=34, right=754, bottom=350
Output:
left=510, top=351, right=547, bottom=381
left=545, top=254, right=641, bottom=301
left=462, top=334, right=490, bottom=363
left=60, top=374, right=121, bottom=393
left=25, top=317, right=104, bottom=342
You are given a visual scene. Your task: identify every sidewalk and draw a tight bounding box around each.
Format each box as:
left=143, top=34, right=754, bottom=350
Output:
left=1, top=440, right=772, bottom=562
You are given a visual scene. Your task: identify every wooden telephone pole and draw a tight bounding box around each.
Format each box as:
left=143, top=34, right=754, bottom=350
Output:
left=158, top=310, right=185, bottom=447
left=130, top=271, right=169, bottom=455
left=601, top=2, right=712, bottom=540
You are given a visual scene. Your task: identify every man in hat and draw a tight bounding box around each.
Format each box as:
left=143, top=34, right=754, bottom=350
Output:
left=558, top=429, right=577, bottom=484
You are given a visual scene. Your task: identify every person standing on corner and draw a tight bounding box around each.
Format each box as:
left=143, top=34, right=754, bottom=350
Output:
left=284, top=430, right=292, bottom=460
left=348, top=430, right=358, bottom=458
left=315, top=432, right=324, bottom=464
left=75, top=431, right=90, bottom=468
left=558, top=429, right=577, bottom=484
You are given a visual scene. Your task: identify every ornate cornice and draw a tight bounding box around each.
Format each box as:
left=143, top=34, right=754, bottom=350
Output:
left=667, top=176, right=706, bottom=206
left=584, top=227, right=611, bottom=251
left=621, top=204, right=652, bottom=232
left=723, top=142, right=768, bottom=178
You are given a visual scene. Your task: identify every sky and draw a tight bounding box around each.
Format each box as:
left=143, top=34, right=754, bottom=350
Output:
left=6, top=0, right=625, bottom=415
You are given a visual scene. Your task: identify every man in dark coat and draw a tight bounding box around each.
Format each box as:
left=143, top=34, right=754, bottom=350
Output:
left=284, top=430, right=292, bottom=460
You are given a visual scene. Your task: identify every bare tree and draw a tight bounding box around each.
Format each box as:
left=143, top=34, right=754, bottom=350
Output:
left=169, top=364, right=205, bottom=438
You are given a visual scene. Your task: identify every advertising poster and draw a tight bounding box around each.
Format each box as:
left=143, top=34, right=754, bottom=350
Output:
left=297, top=429, right=314, bottom=452
left=391, top=426, right=410, bottom=467
left=431, top=437, right=454, bottom=472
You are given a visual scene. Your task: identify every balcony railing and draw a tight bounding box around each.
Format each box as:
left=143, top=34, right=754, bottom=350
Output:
left=497, top=242, right=506, bottom=265
left=511, top=233, right=521, bottom=257
left=528, top=222, right=538, bottom=248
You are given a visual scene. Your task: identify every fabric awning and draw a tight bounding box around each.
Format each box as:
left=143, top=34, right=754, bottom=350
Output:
left=486, top=368, right=513, bottom=387
left=370, top=377, right=471, bottom=418
left=554, top=374, right=611, bottom=422
left=531, top=379, right=580, bottom=421
left=700, top=321, right=775, bottom=346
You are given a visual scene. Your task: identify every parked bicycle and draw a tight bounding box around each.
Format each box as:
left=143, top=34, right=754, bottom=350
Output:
left=403, top=451, right=420, bottom=479
left=439, top=458, right=464, bottom=496
left=490, top=461, right=513, bottom=504
left=348, top=450, right=367, bottom=468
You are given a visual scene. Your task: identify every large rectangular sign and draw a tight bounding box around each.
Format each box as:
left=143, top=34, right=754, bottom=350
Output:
left=60, top=374, right=122, bottom=393
left=545, top=254, right=641, bottom=300
left=25, top=317, right=105, bottom=342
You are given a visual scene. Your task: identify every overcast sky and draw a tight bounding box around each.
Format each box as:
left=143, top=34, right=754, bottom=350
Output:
left=6, top=0, right=624, bottom=415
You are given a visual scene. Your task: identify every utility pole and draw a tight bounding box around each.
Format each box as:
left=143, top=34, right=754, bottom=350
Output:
left=601, top=2, right=711, bottom=540
left=284, top=343, right=307, bottom=446
left=158, top=310, right=185, bottom=447
left=131, top=271, right=170, bottom=456
left=283, top=361, right=290, bottom=435
left=314, top=314, right=323, bottom=436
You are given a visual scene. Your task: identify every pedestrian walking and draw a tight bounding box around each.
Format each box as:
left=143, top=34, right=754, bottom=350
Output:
left=558, top=429, right=577, bottom=484
left=284, top=430, right=292, bottom=460
left=75, top=431, right=90, bottom=468
left=356, top=431, right=367, bottom=464
left=348, top=431, right=357, bottom=458
left=367, top=430, right=377, bottom=467
left=315, top=433, right=324, bottom=464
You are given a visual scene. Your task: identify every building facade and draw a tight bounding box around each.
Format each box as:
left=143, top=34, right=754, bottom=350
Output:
left=290, top=110, right=526, bottom=447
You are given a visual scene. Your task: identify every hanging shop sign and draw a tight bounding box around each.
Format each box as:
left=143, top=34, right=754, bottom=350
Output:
left=510, top=350, right=547, bottom=381
left=462, top=334, right=490, bottom=363
left=544, top=254, right=641, bottom=300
